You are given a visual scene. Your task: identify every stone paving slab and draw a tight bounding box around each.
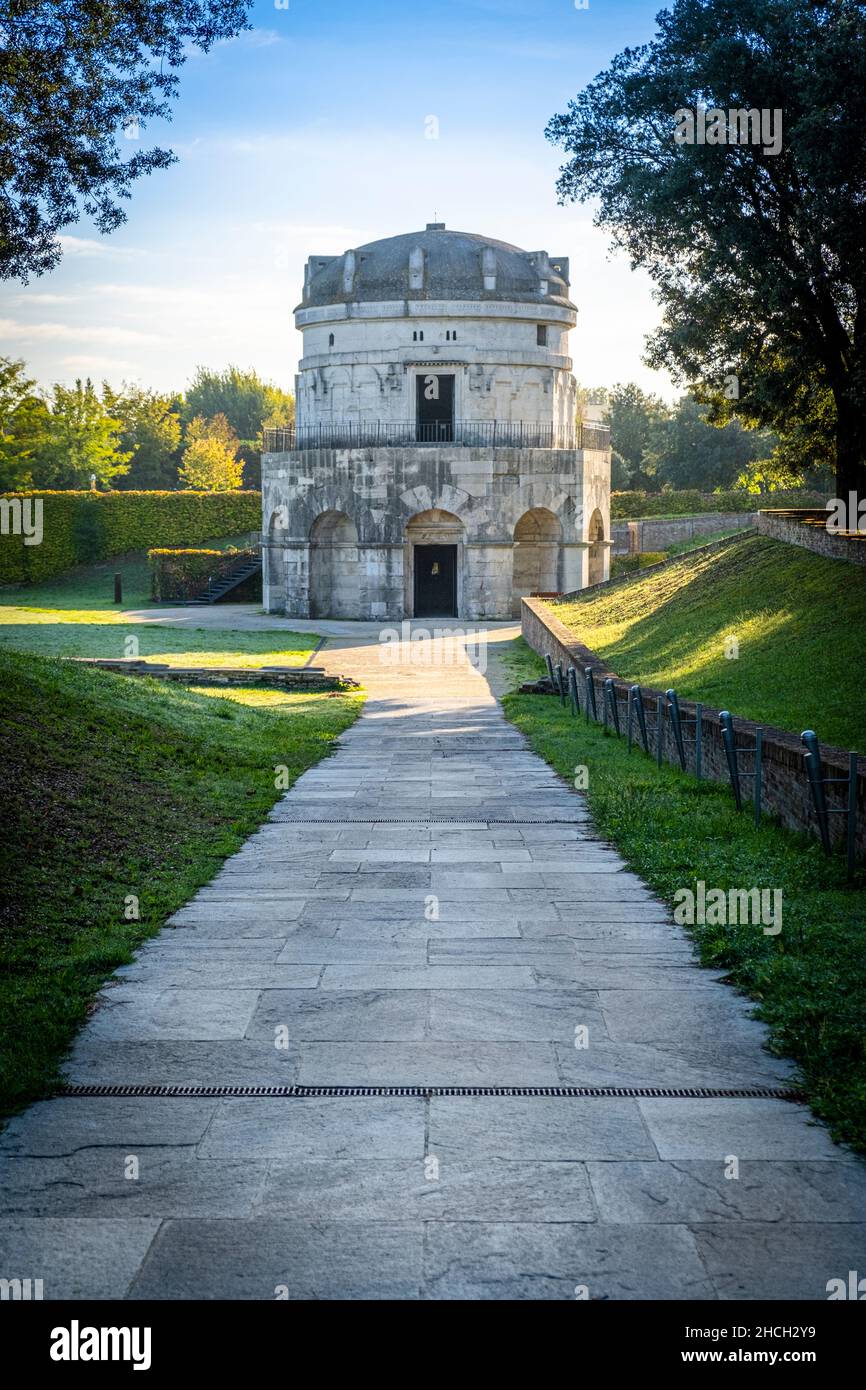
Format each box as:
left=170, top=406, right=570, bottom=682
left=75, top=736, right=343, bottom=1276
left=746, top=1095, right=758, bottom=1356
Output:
left=0, top=1219, right=161, bottom=1300
left=1, top=618, right=863, bottom=1301
left=129, top=1219, right=424, bottom=1300
left=422, top=1222, right=716, bottom=1301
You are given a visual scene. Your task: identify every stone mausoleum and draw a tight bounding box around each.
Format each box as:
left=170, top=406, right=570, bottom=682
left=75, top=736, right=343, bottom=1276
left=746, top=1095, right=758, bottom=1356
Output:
left=262, top=223, right=611, bottom=620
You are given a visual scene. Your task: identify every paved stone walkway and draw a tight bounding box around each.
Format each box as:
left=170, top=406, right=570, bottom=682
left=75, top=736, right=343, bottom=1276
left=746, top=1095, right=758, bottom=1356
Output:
left=1, top=620, right=864, bottom=1300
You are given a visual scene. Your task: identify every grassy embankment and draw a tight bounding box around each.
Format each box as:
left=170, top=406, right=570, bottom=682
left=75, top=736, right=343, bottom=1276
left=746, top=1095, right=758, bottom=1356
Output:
left=501, top=534, right=866, bottom=1149
left=553, top=533, right=866, bottom=750
left=0, top=649, right=362, bottom=1118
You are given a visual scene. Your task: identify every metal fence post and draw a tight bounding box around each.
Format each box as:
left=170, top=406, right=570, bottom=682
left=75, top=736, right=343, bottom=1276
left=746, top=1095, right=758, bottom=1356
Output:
left=720, top=711, right=743, bottom=811
left=848, top=753, right=858, bottom=881
left=754, top=727, right=763, bottom=827
left=801, top=730, right=832, bottom=853
left=568, top=666, right=580, bottom=717
left=555, top=662, right=566, bottom=706
left=585, top=667, right=597, bottom=723
left=695, top=703, right=703, bottom=782
left=656, top=697, right=665, bottom=768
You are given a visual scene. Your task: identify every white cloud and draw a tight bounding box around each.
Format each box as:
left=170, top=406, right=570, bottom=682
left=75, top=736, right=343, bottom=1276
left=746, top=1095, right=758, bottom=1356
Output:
left=61, top=355, right=138, bottom=374
left=10, top=292, right=80, bottom=306
left=57, top=234, right=141, bottom=259
left=0, top=318, right=160, bottom=345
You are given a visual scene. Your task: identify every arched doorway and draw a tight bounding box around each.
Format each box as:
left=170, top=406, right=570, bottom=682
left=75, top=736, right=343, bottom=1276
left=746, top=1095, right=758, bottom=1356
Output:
left=512, top=508, right=561, bottom=617
left=405, top=509, right=464, bottom=617
left=309, top=510, right=359, bottom=618
left=588, top=509, right=606, bottom=586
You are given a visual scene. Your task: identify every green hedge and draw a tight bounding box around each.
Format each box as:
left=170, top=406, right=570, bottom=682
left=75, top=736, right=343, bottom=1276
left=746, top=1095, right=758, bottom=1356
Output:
left=0, top=491, right=261, bottom=585
left=149, top=547, right=257, bottom=602
left=610, top=488, right=828, bottom=519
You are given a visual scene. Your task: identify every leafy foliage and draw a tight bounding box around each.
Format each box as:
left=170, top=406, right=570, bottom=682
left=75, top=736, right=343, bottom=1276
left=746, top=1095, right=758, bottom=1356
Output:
left=0, top=0, right=253, bottom=279
left=179, top=412, right=243, bottom=491
left=184, top=365, right=295, bottom=442
left=39, top=378, right=131, bottom=488
left=0, top=489, right=261, bottom=583
left=547, top=0, right=866, bottom=493
left=0, top=356, right=50, bottom=490
left=148, top=545, right=256, bottom=601
left=103, top=383, right=182, bottom=490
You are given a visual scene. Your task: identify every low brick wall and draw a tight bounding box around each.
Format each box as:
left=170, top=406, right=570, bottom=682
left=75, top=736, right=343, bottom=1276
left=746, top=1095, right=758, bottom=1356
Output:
left=520, top=598, right=865, bottom=858
left=612, top=511, right=757, bottom=556
left=758, top=511, right=866, bottom=565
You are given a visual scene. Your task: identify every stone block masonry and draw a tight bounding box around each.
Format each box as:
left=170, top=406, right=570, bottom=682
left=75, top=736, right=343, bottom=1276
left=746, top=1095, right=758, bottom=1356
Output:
left=65, top=659, right=357, bottom=692
left=521, top=598, right=866, bottom=860
left=612, top=511, right=757, bottom=556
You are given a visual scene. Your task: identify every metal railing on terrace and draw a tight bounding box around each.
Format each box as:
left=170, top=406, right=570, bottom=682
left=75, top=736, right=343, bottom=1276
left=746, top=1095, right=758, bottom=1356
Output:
left=263, top=420, right=611, bottom=453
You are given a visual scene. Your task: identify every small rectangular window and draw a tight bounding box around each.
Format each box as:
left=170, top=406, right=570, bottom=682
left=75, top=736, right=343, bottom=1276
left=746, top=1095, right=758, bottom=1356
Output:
left=537, top=325, right=547, bottom=347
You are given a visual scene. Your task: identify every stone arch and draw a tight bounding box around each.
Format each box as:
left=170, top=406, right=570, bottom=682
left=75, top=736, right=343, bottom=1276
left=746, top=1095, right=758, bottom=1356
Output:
left=264, top=504, right=289, bottom=614
left=404, top=508, right=465, bottom=618
left=309, top=509, right=359, bottom=618
left=587, top=508, right=606, bottom=586
left=512, top=507, right=562, bottom=617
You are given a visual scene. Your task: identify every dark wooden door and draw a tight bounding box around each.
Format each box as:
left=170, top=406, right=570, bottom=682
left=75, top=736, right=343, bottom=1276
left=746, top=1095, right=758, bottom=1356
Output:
left=414, top=545, right=457, bottom=616
left=416, top=373, right=455, bottom=441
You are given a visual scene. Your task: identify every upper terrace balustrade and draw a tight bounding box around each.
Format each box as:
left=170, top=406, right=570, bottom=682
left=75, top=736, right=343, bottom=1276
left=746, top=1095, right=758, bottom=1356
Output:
left=263, top=420, right=611, bottom=453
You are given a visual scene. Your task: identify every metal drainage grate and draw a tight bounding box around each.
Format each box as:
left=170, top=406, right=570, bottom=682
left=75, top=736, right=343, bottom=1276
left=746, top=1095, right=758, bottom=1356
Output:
left=274, top=818, right=587, bottom=825
left=60, top=1083, right=804, bottom=1101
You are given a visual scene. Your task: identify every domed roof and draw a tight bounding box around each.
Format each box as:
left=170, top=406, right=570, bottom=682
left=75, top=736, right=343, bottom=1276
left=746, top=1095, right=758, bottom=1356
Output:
left=299, top=225, right=575, bottom=311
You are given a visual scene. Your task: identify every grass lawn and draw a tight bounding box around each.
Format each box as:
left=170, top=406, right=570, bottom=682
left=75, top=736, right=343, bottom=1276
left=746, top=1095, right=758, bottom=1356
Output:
left=502, top=638, right=866, bottom=1153
left=0, top=537, right=255, bottom=615
left=0, top=549, right=319, bottom=666
left=0, top=648, right=363, bottom=1120
left=0, top=622, right=320, bottom=666
left=549, top=533, right=866, bottom=750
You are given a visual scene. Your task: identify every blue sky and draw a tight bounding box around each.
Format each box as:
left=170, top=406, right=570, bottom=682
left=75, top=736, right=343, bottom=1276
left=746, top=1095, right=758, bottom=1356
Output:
left=1, top=0, right=675, bottom=399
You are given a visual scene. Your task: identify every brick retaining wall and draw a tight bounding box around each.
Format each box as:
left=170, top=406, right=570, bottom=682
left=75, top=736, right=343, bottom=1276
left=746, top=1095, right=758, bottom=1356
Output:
left=757, top=511, right=866, bottom=565
left=521, top=597, right=865, bottom=858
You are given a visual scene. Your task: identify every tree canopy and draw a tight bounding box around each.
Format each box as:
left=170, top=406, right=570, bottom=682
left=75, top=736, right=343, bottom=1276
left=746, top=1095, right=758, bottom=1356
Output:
left=0, top=0, right=252, bottom=280
left=547, top=0, right=866, bottom=497
left=184, top=365, right=295, bottom=443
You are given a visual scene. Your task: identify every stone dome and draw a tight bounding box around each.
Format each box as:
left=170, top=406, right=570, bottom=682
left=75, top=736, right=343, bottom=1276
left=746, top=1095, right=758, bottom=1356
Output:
left=299, top=224, right=575, bottom=311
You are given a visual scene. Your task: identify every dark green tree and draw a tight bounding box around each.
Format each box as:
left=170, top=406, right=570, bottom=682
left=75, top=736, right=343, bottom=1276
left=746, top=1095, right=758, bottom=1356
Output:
left=0, top=356, right=50, bottom=489
left=184, top=366, right=294, bottom=443
left=606, top=383, right=669, bottom=490
left=103, top=384, right=182, bottom=490
left=0, top=1, right=252, bottom=280
left=39, top=379, right=130, bottom=488
left=646, top=395, right=773, bottom=490
left=546, top=0, right=866, bottom=500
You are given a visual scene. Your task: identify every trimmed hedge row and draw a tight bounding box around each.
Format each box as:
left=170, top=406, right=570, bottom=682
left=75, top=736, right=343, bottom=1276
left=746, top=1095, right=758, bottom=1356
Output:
left=149, top=547, right=258, bottom=602
left=610, top=488, right=828, bottom=519
left=0, top=491, right=262, bottom=585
